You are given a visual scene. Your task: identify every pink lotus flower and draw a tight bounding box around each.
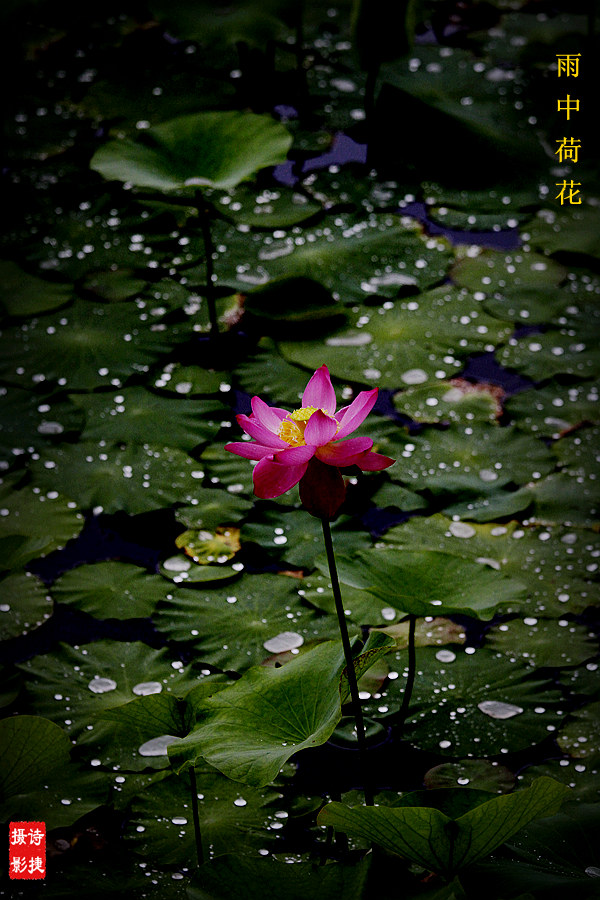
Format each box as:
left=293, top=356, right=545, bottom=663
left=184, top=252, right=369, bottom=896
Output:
left=225, top=365, right=394, bottom=516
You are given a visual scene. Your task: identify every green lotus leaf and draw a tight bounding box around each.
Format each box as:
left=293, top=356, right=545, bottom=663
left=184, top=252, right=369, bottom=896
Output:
left=149, top=0, right=288, bottom=49
left=242, top=508, right=371, bottom=569
left=71, top=387, right=226, bottom=452
left=498, top=327, right=600, bottom=382
left=386, top=422, right=555, bottom=498
left=0, top=299, right=186, bottom=391
left=0, top=716, right=108, bottom=829
left=153, top=572, right=337, bottom=673
left=506, top=380, right=600, bottom=438
left=380, top=45, right=548, bottom=178
left=394, top=380, right=501, bottom=424
left=153, top=363, right=229, bottom=396
left=235, top=340, right=318, bottom=409
left=80, top=268, right=149, bottom=302
left=382, top=514, right=600, bottom=616
left=90, top=111, right=292, bottom=192
left=0, top=474, right=84, bottom=571
left=424, top=759, right=516, bottom=794
left=29, top=441, right=205, bottom=515
left=0, top=386, right=83, bottom=466
left=321, top=548, right=526, bottom=618
left=158, top=554, right=241, bottom=585
left=168, top=641, right=348, bottom=785
left=557, top=702, right=600, bottom=759
left=361, top=647, right=564, bottom=757
left=213, top=185, right=322, bottom=228
left=0, top=571, right=52, bottom=640
left=186, top=853, right=371, bottom=900
left=317, top=777, right=569, bottom=876
left=451, top=248, right=566, bottom=294
left=526, top=205, right=600, bottom=260
left=16, top=641, right=200, bottom=741
left=175, top=489, right=253, bottom=530
left=222, top=214, right=452, bottom=305
left=128, top=767, right=280, bottom=866
left=51, top=561, right=169, bottom=619
left=486, top=617, right=597, bottom=669
left=278, top=287, right=512, bottom=387
left=0, top=259, right=73, bottom=317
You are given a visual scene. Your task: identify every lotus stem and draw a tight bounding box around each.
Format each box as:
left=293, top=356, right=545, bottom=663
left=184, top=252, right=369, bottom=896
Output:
left=189, top=766, right=204, bottom=866
left=321, top=517, right=374, bottom=806
left=398, top=613, right=417, bottom=737
left=195, top=189, right=219, bottom=338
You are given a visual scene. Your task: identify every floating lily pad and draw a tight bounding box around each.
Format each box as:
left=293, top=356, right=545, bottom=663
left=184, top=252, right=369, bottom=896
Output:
left=498, top=327, right=600, bottom=382
left=222, top=214, right=452, bottom=304
left=451, top=248, right=566, bottom=295
left=17, top=641, right=203, bottom=772
left=153, top=573, right=334, bottom=672
left=371, top=617, right=467, bottom=650
left=279, top=287, right=512, bottom=388
left=424, top=759, right=516, bottom=794
left=90, top=111, right=292, bottom=192
left=557, top=703, right=600, bottom=759
left=29, top=441, right=205, bottom=515
left=51, top=561, right=169, bottom=619
left=523, top=428, right=600, bottom=528
left=0, top=299, right=185, bottom=390
left=199, top=444, right=261, bottom=500
left=72, top=387, right=226, bottom=451
left=186, top=853, right=371, bottom=900
left=235, top=340, right=317, bottom=409
left=213, top=184, right=322, bottom=228
left=0, top=385, right=84, bottom=466
left=394, top=380, right=502, bottom=424
left=526, top=206, right=600, bottom=260
left=486, top=618, right=596, bottom=669
left=176, top=526, right=240, bottom=564
left=153, top=363, right=229, bottom=396
left=382, top=514, right=600, bottom=616
left=0, top=715, right=108, bottom=829
left=380, top=44, right=548, bottom=179
left=506, top=380, right=600, bottom=437
left=0, top=259, right=73, bottom=317
left=320, top=548, right=526, bottom=618
left=387, top=422, right=555, bottom=499
left=0, top=474, right=84, bottom=571
left=129, top=767, right=279, bottom=865
left=0, top=571, right=52, bottom=640
left=299, top=570, right=407, bottom=627
left=175, top=490, right=253, bottom=530
left=242, top=509, right=371, bottom=570
left=159, top=554, right=241, bottom=585
left=80, top=268, right=149, bottom=302
left=362, top=647, right=564, bottom=757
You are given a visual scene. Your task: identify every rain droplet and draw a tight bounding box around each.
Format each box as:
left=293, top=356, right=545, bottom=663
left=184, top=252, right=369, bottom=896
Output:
left=88, top=677, right=117, bottom=694
left=436, top=650, right=456, bottom=663
left=449, top=522, right=476, bottom=539
left=133, top=681, right=163, bottom=696
left=401, top=368, right=428, bottom=385
left=263, top=632, right=304, bottom=653
left=138, top=735, right=178, bottom=757
left=478, top=700, right=523, bottom=719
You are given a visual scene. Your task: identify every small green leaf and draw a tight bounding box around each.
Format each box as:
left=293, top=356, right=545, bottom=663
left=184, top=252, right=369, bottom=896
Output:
left=90, top=111, right=292, bottom=192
